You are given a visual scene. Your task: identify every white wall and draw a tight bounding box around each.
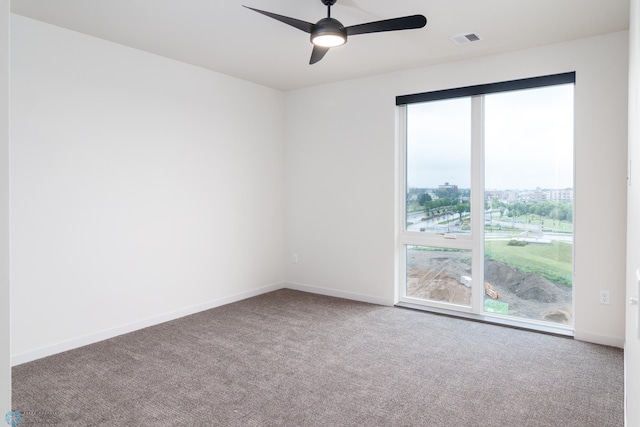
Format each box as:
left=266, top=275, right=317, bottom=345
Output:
left=9, top=9, right=629, bottom=370
left=285, top=31, right=629, bottom=346
left=10, top=15, right=286, bottom=363
left=626, top=0, right=639, bottom=424
left=0, top=0, right=9, bottom=414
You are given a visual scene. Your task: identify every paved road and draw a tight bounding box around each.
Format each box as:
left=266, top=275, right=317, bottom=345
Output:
left=406, top=210, right=572, bottom=243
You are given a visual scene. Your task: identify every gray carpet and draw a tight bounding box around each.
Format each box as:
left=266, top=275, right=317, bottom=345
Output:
left=12, top=289, right=623, bottom=426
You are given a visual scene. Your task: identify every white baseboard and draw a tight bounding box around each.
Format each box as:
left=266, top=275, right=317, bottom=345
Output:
left=14, top=284, right=617, bottom=365
left=284, top=282, right=394, bottom=307
left=11, top=282, right=286, bottom=366
left=574, top=329, right=625, bottom=348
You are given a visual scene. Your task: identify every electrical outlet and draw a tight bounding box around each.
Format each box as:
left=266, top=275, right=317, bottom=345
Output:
left=599, top=290, right=610, bottom=305
left=292, top=253, right=298, bottom=264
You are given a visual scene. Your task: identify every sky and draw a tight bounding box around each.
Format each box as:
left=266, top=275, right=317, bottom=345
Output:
left=406, top=84, right=574, bottom=190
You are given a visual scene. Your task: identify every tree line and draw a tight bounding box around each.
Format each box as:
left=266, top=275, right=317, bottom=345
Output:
left=501, top=200, right=573, bottom=223
left=415, top=190, right=471, bottom=221
left=409, top=189, right=573, bottom=224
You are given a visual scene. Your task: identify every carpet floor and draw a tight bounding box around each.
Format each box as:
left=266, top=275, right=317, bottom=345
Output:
left=12, top=289, right=624, bottom=426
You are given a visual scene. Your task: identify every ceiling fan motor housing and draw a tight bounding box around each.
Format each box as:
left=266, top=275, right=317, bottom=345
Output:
left=311, top=17, right=347, bottom=47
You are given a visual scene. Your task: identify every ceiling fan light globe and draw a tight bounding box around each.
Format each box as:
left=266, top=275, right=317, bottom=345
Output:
left=312, top=34, right=346, bottom=47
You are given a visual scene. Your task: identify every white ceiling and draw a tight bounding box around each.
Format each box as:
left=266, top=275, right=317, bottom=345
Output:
left=10, top=0, right=630, bottom=91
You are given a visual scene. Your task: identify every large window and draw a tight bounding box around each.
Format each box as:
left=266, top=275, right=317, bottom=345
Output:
left=397, top=73, right=575, bottom=333
left=405, top=97, right=471, bottom=236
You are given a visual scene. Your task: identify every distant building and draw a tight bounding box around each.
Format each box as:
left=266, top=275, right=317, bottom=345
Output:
left=439, top=182, right=458, bottom=193
left=532, top=190, right=547, bottom=201
left=484, top=187, right=573, bottom=204
left=547, top=189, right=573, bottom=203
left=505, top=190, right=519, bottom=203
left=485, top=190, right=505, bottom=201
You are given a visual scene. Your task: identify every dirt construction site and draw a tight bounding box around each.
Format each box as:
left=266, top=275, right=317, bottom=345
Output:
left=406, top=249, right=573, bottom=323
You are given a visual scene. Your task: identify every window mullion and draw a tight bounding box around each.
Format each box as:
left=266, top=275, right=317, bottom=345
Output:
left=470, top=95, right=485, bottom=314
left=396, top=105, right=408, bottom=302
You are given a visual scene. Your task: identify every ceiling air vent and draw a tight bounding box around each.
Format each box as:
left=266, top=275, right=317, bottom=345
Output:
left=450, top=33, right=482, bottom=46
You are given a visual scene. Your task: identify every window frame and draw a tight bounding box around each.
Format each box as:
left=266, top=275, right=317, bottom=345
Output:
left=396, top=72, right=576, bottom=334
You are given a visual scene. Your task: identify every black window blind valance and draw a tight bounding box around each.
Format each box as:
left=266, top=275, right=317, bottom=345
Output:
left=396, top=72, right=576, bottom=106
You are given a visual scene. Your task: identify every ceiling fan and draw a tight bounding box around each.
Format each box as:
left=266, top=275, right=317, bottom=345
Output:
left=243, top=0, right=427, bottom=64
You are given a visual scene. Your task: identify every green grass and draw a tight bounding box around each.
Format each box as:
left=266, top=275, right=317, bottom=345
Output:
left=510, top=215, right=573, bottom=233
left=540, top=220, right=573, bottom=233
left=485, top=240, right=573, bottom=287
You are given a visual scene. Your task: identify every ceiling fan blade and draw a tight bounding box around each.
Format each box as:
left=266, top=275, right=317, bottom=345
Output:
left=243, top=6, right=314, bottom=33
left=310, top=46, right=331, bottom=65
left=345, top=14, right=427, bottom=36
